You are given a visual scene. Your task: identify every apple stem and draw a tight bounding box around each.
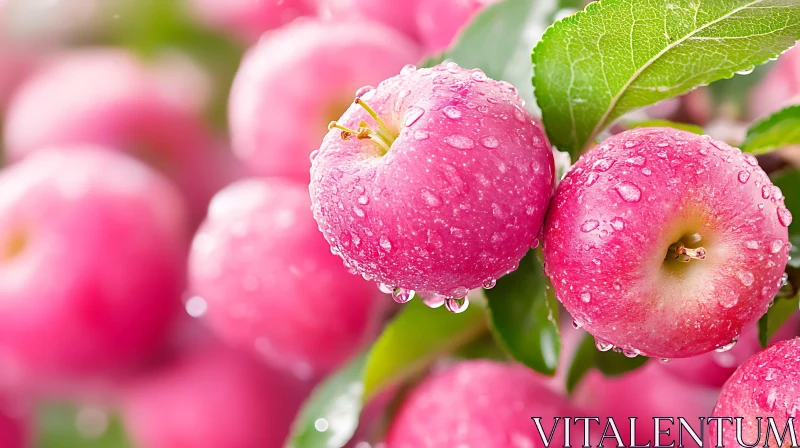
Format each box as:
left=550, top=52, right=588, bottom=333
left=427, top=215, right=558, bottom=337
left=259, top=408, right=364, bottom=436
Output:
left=354, top=97, right=396, bottom=146
left=673, top=244, right=706, bottom=262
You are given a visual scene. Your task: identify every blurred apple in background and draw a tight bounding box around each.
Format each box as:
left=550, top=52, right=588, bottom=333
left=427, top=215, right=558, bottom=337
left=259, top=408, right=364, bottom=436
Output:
left=3, top=48, right=240, bottom=225
left=748, top=43, right=800, bottom=120
left=0, top=147, right=187, bottom=387
left=0, top=397, right=31, bottom=448
left=186, top=0, right=314, bottom=43
left=120, top=342, right=309, bottom=448
left=228, top=19, right=419, bottom=182
left=189, top=178, right=384, bottom=378
left=317, top=0, right=420, bottom=41
left=415, top=0, right=498, bottom=53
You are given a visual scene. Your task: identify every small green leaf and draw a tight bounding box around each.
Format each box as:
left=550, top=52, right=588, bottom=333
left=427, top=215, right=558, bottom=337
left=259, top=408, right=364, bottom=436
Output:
left=287, top=300, right=487, bottom=448
left=363, top=299, right=487, bottom=401
left=565, top=332, right=649, bottom=393
left=485, top=250, right=561, bottom=375
left=533, top=0, right=800, bottom=156
left=286, top=353, right=368, bottom=448
left=758, top=295, right=800, bottom=347
left=627, top=119, right=704, bottom=135
left=437, top=0, right=568, bottom=112
left=38, top=403, right=132, bottom=448
left=742, top=106, right=800, bottom=154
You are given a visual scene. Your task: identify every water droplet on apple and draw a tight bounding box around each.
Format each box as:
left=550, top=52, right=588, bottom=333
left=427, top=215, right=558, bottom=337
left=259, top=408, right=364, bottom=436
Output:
left=571, top=319, right=581, bottom=329
left=531, top=238, right=540, bottom=249
left=762, top=185, right=772, bottom=199
left=392, top=287, right=415, bottom=303
left=477, top=105, right=489, bottom=114
left=626, top=156, right=646, bottom=167
left=584, top=172, right=600, bottom=186
left=378, top=283, right=393, bottom=294
left=309, top=150, right=319, bottom=162
left=445, top=296, right=469, bottom=313
left=400, top=65, right=416, bottom=75
left=622, top=348, right=639, bottom=358
left=421, top=189, right=442, bottom=207
left=614, top=182, right=642, bottom=202
left=404, top=106, right=425, bottom=126
left=580, top=220, right=599, bottom=232
left=379, top=235, right=392, bottom=251
left=659, top=358, right=671, bottom=364
left=421, top=293, right=445, bottom=308
left=771, top=239, right=785, bottom=254
left=355, top=85, right=375, bottom=98
left=778, top=207, right=793, bottom=227
left=513, top=105, right=526, bottom=123
left=357, top=196, right=369, bottom=205
left=469, top=69, right=487, bottom=82
left=444, top=134, right=475, bottom=149
left=738, top=170, right=751, bottom=184
left=715, top=337, right=739, bottom=353
left=595, top=338, right=613, bottom=352
left=592, top=158, right=615, bottom=172
left=641, top=167, right=652, bottom=176
left=744, top=154, right=759, bottom=166
left=580, top=292, right=591, bottom=302
left=443, top=106, right=462, bottom=119
left=736, top=271, right=754, bottom=286
left=414, top=129, right=429, bottom=141
left=610, top=217, right=625, bottom=230
left=624, top=140, right=638, bottom=149
left=481, top=136, right=499, bottom=149
left=353, top=205, right=365, bottom=218
left=483, top=279, right=497, bottom=289
left=745, top=240, right=760, bottom=250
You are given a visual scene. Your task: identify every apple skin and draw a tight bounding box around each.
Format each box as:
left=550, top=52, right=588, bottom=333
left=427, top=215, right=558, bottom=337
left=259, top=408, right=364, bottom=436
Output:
left=3, top=48, right=238, bottom=224
left=187, top=0, right=313, bottom=42
left=310, top=63, right=555, bottom=298
left=316, top=0, right=420, bottom=40
left=120, top=343, right=309, bottom=448
left=189, top=178, right=380, bottom=377
left=659, top=315, right=799, bottom=389
left=384, top=360, right=575, bottom=448
left=710, top=337, right=800, bottom=447
left=748, top=43, right=800, bottom=120
left=0, top=147, right=187, bottom=383
left=0, top=398, right=30, bottom=448
left=573, top=364, right=717, bottom=447
left=228, top=19, right=419, bottom=182
left=415, top=0, right=498, bottom=53
left=543, top=127, right=790, bottom=358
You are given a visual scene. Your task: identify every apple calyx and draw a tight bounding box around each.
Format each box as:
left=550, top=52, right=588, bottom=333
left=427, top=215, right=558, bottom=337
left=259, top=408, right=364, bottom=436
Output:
left=668, top=242, right=707, bottom=262
left=327, top=97, right=396, bottom=154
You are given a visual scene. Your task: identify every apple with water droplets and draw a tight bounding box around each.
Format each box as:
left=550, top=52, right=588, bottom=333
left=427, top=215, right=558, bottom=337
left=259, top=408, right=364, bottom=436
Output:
left=710, top=337, right=800, bottom=447
left=310, top=62, right=555, bottom=308
left=384, top=360, right=575, bottom=447
left=543, top=127, right=791, bottom=358
left=189, top=178, right=380, bottom=377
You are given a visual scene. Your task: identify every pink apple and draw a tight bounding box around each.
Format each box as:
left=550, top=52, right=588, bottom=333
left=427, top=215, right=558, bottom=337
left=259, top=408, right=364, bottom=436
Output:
left=120, top=343, right=308, bottom=448
left=0, top=44, right=38, bottom=112
left=187, top=0, right=313, bottom=42
left=710, top=337, right=800, bottom=447
left=0, top=397, right=30, bottom=448
left=228, top=19, right=419, bottom=182
left=384, top=360, right=574, bottom=447
left=310, top=62, right=555, bottom=302
left=316, top=0, right=420, bottom=40
left=573, top=364, right=717, bottom=446
left=415, top=0, right=498, bottom=53
left=3, top=48, right=238, bottom=224
left=543, top=127, right=791, bottom=358
left=659, top=315, right=799, bottom=389
left=0, top=147, right=187, bottom=383
left=189, top=178, right=380, bottom=377
left=748, top=43, right=800, bottom=120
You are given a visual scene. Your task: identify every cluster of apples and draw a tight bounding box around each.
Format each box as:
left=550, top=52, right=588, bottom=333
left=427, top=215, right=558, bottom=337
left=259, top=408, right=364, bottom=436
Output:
left=0, top=0, right=798, bottom=446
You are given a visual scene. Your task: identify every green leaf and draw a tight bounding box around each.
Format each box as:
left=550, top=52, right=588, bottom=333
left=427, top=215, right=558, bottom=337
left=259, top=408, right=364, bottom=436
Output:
left=438, top=0, right=568, bottom=113
left=287, top=300, right=486, bottom=448
left=485, top=250, right=561, bottom=375
left=758, top=295, right=800, bottom=347
left=565, top=332, right=649, bottom=393
left=286, top=353, right=368, bottom=448
left=533, top=0, right=800, bottom=156
left=742, top=106, right=800, bottom=154
left=627, top=119, right=704, bottom=135
left=362, top=299, right=487, bottom=401
left=38, top=403, right=132, bottom=448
